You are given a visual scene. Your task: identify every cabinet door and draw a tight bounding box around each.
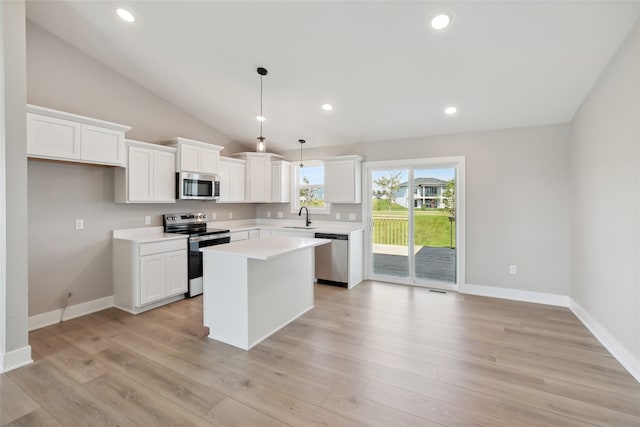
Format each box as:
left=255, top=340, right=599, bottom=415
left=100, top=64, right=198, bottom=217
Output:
left=230, top=162, right=246, bottom=202
left=27, top=113, right=81, bottom=160
left=140, top=254, right=166, bottom=305
left=165, top=250, right=187, bottom=296
left=230, top=231, right=249, bottom=241
left=271, top=162, right=291, bottom=203
left=259, top=229, right=272, bottom=238
left=249, top=229, right=260, bottom=239
left=218, top=161, right=232, bottom=202
left=201, top=147, right=219, bottom=174
left=128, top=147, right=154, bottom=202
left=325, top=160, right=361, bottom=203
left=80, top=124, right=125, bottom=166
left=247, top=157, right=271, bottom=202
left=153, top=150, right=176, bottom=202
left=180, top=144, right=201, bottom=172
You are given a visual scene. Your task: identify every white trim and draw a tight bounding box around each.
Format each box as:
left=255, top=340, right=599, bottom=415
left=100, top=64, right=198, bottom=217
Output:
left=290, top=160, right=331, bottom=215
left=570, top=299, right=640, bottom=383
left=462, top=283, right=570, bottom=307
left=28, top=295, right=114, bottom=331
left=0, top=1, right=6, bottom=368
left=0, top=345, right=32, bottom=373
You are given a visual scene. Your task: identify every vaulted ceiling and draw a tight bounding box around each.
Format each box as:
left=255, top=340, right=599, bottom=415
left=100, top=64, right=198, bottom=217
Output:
left=26, top=1, right=640, bottom=151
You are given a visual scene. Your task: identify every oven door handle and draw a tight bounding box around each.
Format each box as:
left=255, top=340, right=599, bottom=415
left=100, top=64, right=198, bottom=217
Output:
left=189, top=233, right=231, bottom=243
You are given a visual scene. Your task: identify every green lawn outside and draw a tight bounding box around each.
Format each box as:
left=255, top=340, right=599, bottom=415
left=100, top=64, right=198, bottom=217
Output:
left=373, top=205, right=455, bottom=247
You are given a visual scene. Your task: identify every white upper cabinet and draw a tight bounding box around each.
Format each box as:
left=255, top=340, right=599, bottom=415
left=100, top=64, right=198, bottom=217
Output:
left=232, top=152, right=283, bottom=202
left=27, top=104, right=131, bottom=167
left=271, top=160, right=292, bottom=203
left=324, top=155, right=363, bottom=203
left=114, top=140, right=177, bottom=203
left=158, top=137, right=223, bottom=174
left=218, top=156, right=246, bottom=203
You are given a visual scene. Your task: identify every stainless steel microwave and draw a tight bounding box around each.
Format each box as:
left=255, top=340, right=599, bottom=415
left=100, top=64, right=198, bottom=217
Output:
left=176, top=172, right=220, bottom=200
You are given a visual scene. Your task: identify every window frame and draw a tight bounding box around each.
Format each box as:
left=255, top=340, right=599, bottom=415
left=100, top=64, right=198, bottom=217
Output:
left=290, top=160, right=331, bottom=214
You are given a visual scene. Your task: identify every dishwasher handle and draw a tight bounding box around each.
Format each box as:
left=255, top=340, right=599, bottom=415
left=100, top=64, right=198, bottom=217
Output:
left=314, top=233, right=349, bottom=241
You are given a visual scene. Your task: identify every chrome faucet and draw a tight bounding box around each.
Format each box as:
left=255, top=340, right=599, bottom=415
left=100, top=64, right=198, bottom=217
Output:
left=298, top=206, right=311, bottom=227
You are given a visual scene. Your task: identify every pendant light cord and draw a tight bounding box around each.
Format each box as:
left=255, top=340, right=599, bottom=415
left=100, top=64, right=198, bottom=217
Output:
left=259, top=74, right=263, bottom=139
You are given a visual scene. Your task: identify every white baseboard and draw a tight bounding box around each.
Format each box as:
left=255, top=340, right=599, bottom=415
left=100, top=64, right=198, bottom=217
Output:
left=462, top=283, right=570, bottom=307
left=569, top=299, right=640, bottom=383
left=0, top=345, right=33, bottom=373
left=29, top=295, right=114, bottom=331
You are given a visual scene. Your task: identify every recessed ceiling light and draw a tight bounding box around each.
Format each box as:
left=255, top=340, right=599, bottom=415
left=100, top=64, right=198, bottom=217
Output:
left=256, top=115, right=266, bottom=122
left=321, top=104, right=333, bottom=111
left=116, top=8, right=135, bottom=23
left=444, top=106, right=459, bottom=116
left=431, top=13, right=451, bottom=30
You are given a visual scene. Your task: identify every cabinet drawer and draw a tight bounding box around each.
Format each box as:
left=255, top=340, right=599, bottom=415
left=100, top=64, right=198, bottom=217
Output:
left=139, top=239, right=186, bottom=256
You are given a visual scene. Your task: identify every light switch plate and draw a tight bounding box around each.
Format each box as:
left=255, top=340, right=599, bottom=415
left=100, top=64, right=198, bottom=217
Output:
left=144, top=216, right=151, bottom=225
left=228, top=212, right=233, bottom=219
left=335, top=213, right=341, bottom=220
left=267, top=211, right=271, bottom=218
left=509, top=265, right=517, bottom=275
left=277, top=212, right=283, bottom=218
left=211, top=212, right=217, bottom=220
left=75, top=219, right=84, bottom=230
left=348, top=213, right=356, bottom=221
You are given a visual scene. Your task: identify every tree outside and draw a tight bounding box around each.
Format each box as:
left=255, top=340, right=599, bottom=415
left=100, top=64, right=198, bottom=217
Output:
left=372, top=171, right=402, bottom=212
left=442, top=178, right=455, bottom=217
left=299, top=176, right=324, bottom=207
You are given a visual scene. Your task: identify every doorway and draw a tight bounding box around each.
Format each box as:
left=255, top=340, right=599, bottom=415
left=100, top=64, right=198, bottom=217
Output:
left=363, top=157, right=465, bottom=290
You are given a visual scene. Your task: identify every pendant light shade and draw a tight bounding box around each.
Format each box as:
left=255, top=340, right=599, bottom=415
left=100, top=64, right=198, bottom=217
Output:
left=298, top=139, right=305, bottom=168
left=256, top=67, right=268, bottom=152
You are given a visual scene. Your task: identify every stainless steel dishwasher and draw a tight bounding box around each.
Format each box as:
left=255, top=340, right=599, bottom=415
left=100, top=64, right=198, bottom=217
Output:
left=315, top=232, right=349, bottom=287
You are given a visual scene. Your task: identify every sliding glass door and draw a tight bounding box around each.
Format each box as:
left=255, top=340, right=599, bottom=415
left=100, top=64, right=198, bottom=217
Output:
left=365, top=158, right=464, bottom=290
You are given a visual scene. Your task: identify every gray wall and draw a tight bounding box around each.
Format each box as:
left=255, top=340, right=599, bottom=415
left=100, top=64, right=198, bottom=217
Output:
left=281, top=124, right=572, bottom=296
left=26, top=23, right=256, bottom=316
left=570, top=22, right=640, bottom=360
left=2, top=0, right=30, bottom=356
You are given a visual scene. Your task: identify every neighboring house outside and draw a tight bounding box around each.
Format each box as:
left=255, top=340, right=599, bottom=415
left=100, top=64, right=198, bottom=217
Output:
left=395, top=178, right=450, bottom=208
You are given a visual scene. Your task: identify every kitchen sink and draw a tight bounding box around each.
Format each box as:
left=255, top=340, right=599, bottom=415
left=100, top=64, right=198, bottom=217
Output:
left=284, top=226, right=318, bottom=230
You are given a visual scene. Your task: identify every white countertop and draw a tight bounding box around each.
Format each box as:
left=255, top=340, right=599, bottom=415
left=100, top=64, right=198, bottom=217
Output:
left=212, top=219, right=364, bottom=235
left=201, top=236, right=330, bottom=260
left=112, top=227, right=188, bottom=243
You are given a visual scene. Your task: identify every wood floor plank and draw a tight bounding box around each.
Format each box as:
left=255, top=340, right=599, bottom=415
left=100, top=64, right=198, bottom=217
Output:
left=84, top=371, right=211, bottom=427
left=3, top=408, right=64, bottom=427
left=321, top=389, right=444, bottom=427
left=95, top=344, right=226, bottom=417
left=7, top=361, right=136, bottom=427
left=205, top=398, right=289, bottom=427
left=28, top=328, right=107, bottom=384
left=0, top=374, right=40, bottom=425
left=212, top=372, right=366, bottom=427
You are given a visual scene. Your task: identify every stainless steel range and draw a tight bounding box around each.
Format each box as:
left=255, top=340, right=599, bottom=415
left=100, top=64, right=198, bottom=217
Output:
left=163, top=212, right=230, bottom=297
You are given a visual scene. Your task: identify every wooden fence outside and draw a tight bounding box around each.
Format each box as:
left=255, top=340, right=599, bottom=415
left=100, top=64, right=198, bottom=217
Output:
left=373, top=216, right=408, bottom=245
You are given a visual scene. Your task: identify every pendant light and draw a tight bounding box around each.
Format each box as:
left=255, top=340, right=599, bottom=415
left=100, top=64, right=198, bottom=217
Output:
left=298, top=139, right=305, bottom=168
left=256, top=67, right=268, bottom=152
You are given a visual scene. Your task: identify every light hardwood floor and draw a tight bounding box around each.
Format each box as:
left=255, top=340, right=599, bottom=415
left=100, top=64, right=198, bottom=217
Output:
left=3, top=281, right=640, bottom=426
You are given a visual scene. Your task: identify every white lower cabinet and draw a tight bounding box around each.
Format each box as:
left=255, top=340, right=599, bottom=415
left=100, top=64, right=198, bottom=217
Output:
left=113, top=237, right=188, bottom=314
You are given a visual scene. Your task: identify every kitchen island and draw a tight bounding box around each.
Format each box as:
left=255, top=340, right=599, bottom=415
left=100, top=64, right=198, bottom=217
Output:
left=201, top=236, right=329, bottom=350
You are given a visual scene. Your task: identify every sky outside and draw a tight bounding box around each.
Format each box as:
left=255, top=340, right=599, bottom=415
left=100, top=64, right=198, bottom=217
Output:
left=372, top=168, right=455, bottom=184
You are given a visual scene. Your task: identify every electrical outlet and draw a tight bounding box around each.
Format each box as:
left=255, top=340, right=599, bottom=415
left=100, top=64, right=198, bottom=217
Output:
left=335, top=213, right=341, bottom=220
left=267, top=211, right=271, bottom=218
left=509, top=265, right=517, bottom=275
left=75, top=219, right=84, bottom=230
left=228, top=212, right=233, bottom=219
left=277, top=211, right=283, bottom=218
left=211, top=212, right=217, bottom=220
left=348, top=213, right=356, bottom=221
left=144, top=216, right=151, bottom=225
